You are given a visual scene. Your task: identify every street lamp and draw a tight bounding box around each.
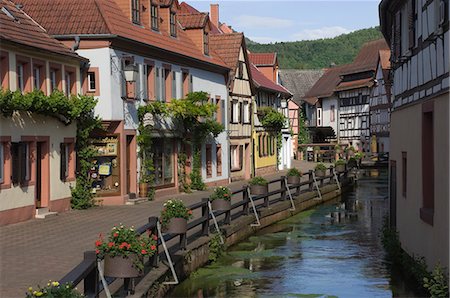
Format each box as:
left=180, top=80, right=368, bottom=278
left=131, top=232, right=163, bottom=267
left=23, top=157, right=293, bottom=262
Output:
left=123, top=64, right=139, bottom=82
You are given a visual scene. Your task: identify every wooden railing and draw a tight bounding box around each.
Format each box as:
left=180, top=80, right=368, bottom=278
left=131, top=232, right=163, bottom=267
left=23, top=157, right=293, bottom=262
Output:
left=59, top=165, right=348, bottom=297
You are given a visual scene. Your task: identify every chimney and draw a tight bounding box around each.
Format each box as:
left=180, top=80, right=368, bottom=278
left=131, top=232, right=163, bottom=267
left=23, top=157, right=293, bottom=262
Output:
left=210, top=4, right=219, bottom=28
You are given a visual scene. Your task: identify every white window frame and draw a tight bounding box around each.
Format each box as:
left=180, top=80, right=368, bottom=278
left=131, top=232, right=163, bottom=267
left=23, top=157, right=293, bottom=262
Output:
left=171, top=71, right=177, bottom=99
left=50, top=70, right=57, bottom=91
left=232, top=100, right=239, bottom=123
left=230, top=145, right=239, bottom=170
left=317, top=107, right=322, bottom=126
left=0, top=143, right=4, bottom=183
left=87, top=72, right=96, bottom=92
left=17, top=64, right=24, bottom=92
left=65, top=72, right=71, bottom=95
left=243, top=101, right=250, bottom=123
left=33, top=67, right=40, bottom=90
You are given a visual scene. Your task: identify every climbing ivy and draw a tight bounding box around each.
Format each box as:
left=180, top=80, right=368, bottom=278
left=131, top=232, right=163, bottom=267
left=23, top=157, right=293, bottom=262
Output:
left=0, top=89, right=100, bottom=209
left=258, top=107, right=286, bottom=166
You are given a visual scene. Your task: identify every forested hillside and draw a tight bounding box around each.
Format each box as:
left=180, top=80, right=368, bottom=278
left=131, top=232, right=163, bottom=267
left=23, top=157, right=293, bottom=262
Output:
left=246, top=27, right=384, bottom=69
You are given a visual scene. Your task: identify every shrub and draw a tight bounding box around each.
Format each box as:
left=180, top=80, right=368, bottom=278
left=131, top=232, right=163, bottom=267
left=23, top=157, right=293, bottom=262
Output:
left=287, top=168, right=302, bottom=177
left=355, top=152, right=364, bottom=159
left=249, top=176, right=268, bottom=186
left=160, top=199, right=193, bottom=228
left=315, top=163, right=327, bottom=171
left=26, top=282, right=83, bottom=298
left=423, top=264, right=449, bottom=298
left=210, top=186, right=232, bottom=201
left=335, top=159, right=346, bottom=166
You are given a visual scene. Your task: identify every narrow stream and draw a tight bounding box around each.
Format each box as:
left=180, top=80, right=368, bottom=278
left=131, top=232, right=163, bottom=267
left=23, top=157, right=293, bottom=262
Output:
left=169, top=169, right=419, bottom=297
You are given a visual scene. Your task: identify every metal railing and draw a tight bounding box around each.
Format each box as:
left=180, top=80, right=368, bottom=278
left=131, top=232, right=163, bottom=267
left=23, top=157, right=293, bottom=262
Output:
left=59, top=165, right=348, bottom=297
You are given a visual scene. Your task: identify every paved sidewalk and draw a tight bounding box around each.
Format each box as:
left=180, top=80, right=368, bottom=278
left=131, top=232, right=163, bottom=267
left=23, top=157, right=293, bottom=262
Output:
left=0, top=160, right=319, bottom=298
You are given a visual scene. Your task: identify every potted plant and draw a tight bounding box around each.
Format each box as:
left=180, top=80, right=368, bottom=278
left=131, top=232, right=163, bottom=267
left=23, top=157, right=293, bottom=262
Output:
left=95, top=224, right=157, bottom=278
left=335, top=144, right=342, bottom=153
left=249, top=176, right=269, bottom=195
left=160, top=199, right=193, bottom=234
left=210, top=186, right=232, bottom=211
left=26, top=281, right=83, bottom=298
left=335, top=159, right=346, bottom=173
left=354, top=152, right=364, bottom=167
left=315, top=163, right=328, bottom=177
left=345, top=146, right=355, bottom=158
left=286, top=168, right=302, bottom=184
left=139, top=175, right=149, bottom=198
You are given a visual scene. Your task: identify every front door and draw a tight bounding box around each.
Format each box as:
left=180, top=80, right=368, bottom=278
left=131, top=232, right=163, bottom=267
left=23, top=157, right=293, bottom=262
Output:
left=35, top=142, right=42, bottom=208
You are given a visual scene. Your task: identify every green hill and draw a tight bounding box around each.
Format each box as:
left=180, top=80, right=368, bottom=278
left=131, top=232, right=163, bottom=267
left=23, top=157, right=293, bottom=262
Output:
left=246, top=27, right=384, bottom=69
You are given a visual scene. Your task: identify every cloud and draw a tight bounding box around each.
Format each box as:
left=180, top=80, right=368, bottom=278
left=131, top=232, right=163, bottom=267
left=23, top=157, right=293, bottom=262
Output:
left=248, top=36, right=286, bottom=43
left=233, top=15, right=294, bottom=29
left=291, top=26, right=353, bottom=41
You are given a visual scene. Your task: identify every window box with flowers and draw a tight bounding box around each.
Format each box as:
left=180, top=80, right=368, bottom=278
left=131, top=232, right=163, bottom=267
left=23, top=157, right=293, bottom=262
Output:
left=95, top=224, right=157, bottom=278
left=160, top=199, right=193, bottom=234
left=210, top=186, right=232, bottom=211
left=249, top=176, right=269, bottom=195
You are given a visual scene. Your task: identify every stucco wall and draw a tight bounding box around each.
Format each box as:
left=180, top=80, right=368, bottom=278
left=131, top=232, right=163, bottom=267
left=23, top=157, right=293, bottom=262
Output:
left=390, top=93, right=449, bottom=271
left=0, top=113, right=77, bottom=211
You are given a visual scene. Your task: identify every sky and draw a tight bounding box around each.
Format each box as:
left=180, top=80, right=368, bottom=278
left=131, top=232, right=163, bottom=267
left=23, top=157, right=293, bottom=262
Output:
left=184, top=1, right=381, bottom=43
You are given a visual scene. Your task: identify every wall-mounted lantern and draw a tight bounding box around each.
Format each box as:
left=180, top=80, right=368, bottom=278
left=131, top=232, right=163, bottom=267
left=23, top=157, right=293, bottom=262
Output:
left=123, top=64, right=139, bottom=82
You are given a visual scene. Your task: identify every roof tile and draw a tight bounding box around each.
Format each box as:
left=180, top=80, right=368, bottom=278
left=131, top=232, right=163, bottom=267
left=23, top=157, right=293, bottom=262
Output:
left=248, top=52, right=276, bottom=66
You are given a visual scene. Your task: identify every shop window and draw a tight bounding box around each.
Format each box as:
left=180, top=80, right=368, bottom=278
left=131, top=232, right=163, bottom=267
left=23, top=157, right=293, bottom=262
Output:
left=206, top=144, right=212, bottom=178
left=153, top=139, right=174, bottom=187
left=11, top=142, right=30, bottom=186
left=91, top=136, right=121, bottom=196
left=216, top=145, right=222, bottom=177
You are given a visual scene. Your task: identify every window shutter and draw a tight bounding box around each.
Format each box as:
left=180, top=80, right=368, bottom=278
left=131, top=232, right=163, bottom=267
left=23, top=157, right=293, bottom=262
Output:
left=11, top=143, right=19, bottom=185
left=408, top=0, right=415, bottom=49
left=60, top=143, right=66, bottom=181
left=394, top=11, right=402, bottom=60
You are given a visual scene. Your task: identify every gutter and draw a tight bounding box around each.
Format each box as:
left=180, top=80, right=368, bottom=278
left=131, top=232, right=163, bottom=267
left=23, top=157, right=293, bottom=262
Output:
left=52, top=34, right=118, bottom=39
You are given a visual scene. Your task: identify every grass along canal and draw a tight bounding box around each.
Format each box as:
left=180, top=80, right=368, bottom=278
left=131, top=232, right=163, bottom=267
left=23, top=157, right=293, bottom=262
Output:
left=169, top=169, right=420, bottom=297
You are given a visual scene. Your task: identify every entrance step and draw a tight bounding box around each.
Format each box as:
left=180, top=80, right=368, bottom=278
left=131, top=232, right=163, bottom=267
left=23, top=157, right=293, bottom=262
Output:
left=126, top=197, right=148, bottom=205
left=35, top=208, right=58, bottom=219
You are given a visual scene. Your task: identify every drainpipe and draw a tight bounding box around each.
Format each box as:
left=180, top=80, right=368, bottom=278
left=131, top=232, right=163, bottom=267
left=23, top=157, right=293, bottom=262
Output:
left=71, top=36, right=80, bottom=51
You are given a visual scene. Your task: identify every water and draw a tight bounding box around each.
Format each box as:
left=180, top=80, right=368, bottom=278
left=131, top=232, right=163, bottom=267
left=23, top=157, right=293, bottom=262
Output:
left=169, top=169, right=419, bottom=297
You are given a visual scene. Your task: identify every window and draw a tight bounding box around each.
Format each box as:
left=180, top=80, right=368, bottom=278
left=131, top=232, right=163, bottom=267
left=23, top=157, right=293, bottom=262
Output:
left=216, top=145, right=222, bottom=176
left=11, top=142, right=30, bottom=185
left=171, top=71, right=177, bottom=99
left=65, top=72, right=71, bottom=95
left=203, top=31, right=209, bottom=55
left=155, top=67, right=166, bottom=101
left=60, top=143, right=69, bottom=181
left=330, top=105, right=335, bottom=122
left=206, top=144, right=212, bottom=178
left=188, top=74, right=193, bottom=93
left=421, top=104, right=434, bottom=225
left=230, top=145, right=242, bottom=171
left=258, top=135, right=262, bottom=157
left=237, top=61, right=244, bottom=79
left=407, top=0, right=415, bottom=50
left=170, top=12, right=177, bottom=37
left=268, top=135, right=272, bottom=156
left=239, top=102, right=243, bottom=124
left=231, top=100, right=239, bottom=123
left=348, top=118, right=353, bottom=129
left=153, top=139, right=174, bottom=186
left=317, top=107, right=322, bottom=126
left=0, top=143, right=3, bottom=183
left=131, top=0, right=140, bottom=24
left=33, top=67, right=40, bottom=91
left=50, top=70, right=57, bottom=91
left=17, top=63, right=24, bottom=92
left=151, top=3, right=159, bottom=30
left=220, top=99, right=225, bottom=126
left=243, top=101, right=250, bottom=123
left=402, top=152, right=407, bottom=197
left=87, top=72, right=96, bottom=92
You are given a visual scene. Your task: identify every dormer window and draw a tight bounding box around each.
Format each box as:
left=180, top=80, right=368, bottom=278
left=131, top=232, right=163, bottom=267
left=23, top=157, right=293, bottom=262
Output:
left=131, top=0, right=140, bottom=24
left=151, top=3, right=158, bottom=30
left=203, top=31, right=209, bottom=55
left=170, top=12, right=177, bottom=37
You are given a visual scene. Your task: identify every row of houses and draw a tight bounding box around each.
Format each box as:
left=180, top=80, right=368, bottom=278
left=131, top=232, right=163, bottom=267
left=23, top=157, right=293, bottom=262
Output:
left=286, top=38, right=393, bottom=155
left=0, top=0, right=295, bottom=225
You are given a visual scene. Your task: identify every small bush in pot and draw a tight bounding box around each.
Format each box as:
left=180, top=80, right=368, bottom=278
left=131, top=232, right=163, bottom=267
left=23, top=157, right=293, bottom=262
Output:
left=249, top=176, right=269, bottom=195
left=160, top=199, right=193, bottom=234
left=334, top=159, right=346, bottom=173
left=95, top=224, right=158, bottom=277
left=335, top=144, right=342, bottom=153
left=26, top=281, right=83, bottom=298
left=286, top=168, right=302, bottom=184
left=345, top=145, right=355, bottom=157
left=315, top=163, right=328, bottom=177
left=210, top=186, right=232, bottom=211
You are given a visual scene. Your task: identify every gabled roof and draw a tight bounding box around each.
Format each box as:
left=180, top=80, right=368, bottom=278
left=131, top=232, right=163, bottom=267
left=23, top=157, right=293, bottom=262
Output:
left=250, top=64, right=291, bottom=97
left=379, top=49, right=391, bottom=70
left=210, top=33, right=244, bottom=70
left=279, top=69, right=325, bottom=105
left=248, top=52, right=277, bottom=66
left=19, top=0, right=229, bottom=71
left=178, top=12, right=208, bottom=29
left=179, top=2, right=221, bottom=34
left=303, top=64, right=353, bottom=104
left=0, top=0, right=82, bottom=60
left=341, top=39, right=389, bottom=76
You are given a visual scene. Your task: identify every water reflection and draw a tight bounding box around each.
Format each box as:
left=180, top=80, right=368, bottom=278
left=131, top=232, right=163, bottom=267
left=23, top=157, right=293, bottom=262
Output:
left=170, top=169, right=419, bottom=297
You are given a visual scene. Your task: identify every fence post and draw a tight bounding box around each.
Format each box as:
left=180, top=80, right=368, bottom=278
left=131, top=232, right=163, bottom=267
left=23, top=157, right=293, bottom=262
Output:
left=180, top=232, right=187, bottom=250
left=281, top=176, right=287, bottom=201
left=308, top=170, right=314, bottom=191
left=264, top=192, right=270, bottom=208
left=225, top=209, right=231, bottom=225
left=201, top=198, right=209, bottom=236
left=83, top=251, right=99, bottom=298
left=243, top=185, right=249, bottom=215
left=149, top=217, right=159, bottom=267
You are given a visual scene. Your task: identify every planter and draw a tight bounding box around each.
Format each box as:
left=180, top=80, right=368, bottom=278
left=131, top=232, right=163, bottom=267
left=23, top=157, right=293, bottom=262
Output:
left=139, top=183, right=148, bottom=197
left=250, top=184, right=268, bottom=196
left=315, top=169, right=326, bottom=177
left=335, top=164, right=346, bottom=173
left=287, top=175, right=301, bottom=185
left=211, top=199, right=231, bottom=211
left=347, top=150, right=355, bottom=158
left=166, top=217, right=187, bottom=234
left=104, top=254, right=142, bottom=278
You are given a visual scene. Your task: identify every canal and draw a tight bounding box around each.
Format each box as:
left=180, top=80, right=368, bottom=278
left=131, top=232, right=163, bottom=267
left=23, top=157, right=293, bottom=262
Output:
left=169, top=169, right=418, bottom=297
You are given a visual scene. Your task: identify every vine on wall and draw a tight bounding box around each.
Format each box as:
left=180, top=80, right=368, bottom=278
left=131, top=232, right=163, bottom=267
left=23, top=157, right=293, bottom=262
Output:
left=0, top=90, right=100, bottom=209
left=258, top=107, right=287, bottom=166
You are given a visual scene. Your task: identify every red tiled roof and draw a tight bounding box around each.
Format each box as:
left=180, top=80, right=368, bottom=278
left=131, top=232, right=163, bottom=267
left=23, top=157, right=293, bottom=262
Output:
left=179, top=2, right=199, bottom=13
left=178, top=13, right=208, bottom=29
left=335, top=77, right=373, bottom=91
left=19, top=0, right=229, bottom=70
left=248, top=52, right=277, bottom=66
left=379, top=49, right=391, bottom=70
left=210, top=33, right=244, bottom=70
left=250, top=63, right=291, bottom=96
left=219, top=23, right=233, bottom=34
left=342, top=39, right=389, bottom=75
left=0, top=0, right=82, bottom=59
